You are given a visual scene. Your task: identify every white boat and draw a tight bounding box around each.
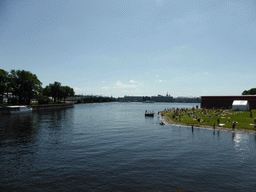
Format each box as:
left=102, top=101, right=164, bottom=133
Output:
left=3, top=106, right=32, bottom=114
left=145, top=110, right=154, bottom=117
left=143, top=100, right=155, bottom=103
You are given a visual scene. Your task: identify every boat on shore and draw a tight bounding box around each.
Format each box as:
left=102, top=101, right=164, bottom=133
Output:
left=145, top=110, right=154, bottom=117
left=3, top=106, right=32, bottom=114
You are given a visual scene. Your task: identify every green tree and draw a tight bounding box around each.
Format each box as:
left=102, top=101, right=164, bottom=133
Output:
left=9, top=70, right=42, bottom=105
left=49, top=81, right=62, bottom=103
left=242, top=88, right=256, bottom=95
left=43, top=85, right=51, bottom=97
left=61, top=86, right=75, bottom=103
left=0, top=69, right=9, bottom=103
left=37, top=94, right=51, bottom=104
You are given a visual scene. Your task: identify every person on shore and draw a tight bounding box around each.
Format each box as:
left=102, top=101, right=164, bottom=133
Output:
left=232, top=122, right=236, bottom=131
left=192, top=124, right=194, bottom=132
left=217, top=118, right=220, bottom=125
left=213, top=124, right=215, bottom=129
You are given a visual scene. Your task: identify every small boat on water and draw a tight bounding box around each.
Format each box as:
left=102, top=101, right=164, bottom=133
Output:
left=3, top=106, right=32, bottom=114
left=143, top=100, right=155, bottom=103
left=145, top=110, right=154, bottom=117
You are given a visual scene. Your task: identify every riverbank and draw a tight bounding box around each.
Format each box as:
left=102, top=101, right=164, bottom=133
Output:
left=0, top=103, right=74, bottom=113
left=159, top=109, right=256, bottom=135
left=29, top=103, right=74, bottom=111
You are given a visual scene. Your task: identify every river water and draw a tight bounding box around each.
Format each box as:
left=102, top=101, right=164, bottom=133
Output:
left=1, top=102, right=256, bottom=191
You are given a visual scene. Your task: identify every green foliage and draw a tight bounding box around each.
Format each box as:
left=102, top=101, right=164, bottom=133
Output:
left=61, top=86, right=75, bottom=102
left=45, top=82, right=75, bottom=103
left=49, top=81, right=62, bottom=103
left=0, top=69, right=76, bottom=105
left=9, top=70, right=42, bottom=105
left=242, top=88, right=256, bottom=95
left=43, top=85, right=51, bottom=96
left=37, top=94, right=51, bottom=104
left=0, top=69, right=9, bottom=103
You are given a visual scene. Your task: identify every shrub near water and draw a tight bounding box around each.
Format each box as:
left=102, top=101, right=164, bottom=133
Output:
left=164, top=108, right=256, bottom=130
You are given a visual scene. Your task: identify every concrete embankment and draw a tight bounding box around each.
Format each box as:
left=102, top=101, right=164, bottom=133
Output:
left=29, top=103, right=74, bottom=111
left=0, top=103, right=74, bottom=113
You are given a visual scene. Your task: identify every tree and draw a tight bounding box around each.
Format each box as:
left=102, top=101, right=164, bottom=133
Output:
left=44, top=82, right=75, bottom=103
left=0, top=69, right=9, bottom=103
left=37, top=94, right=51, bottom=104
left=43, top=85, right=51, bottom=97
left=242, top=88, right=256, bottom=95
left=61, top=86, right=75, bottom=103
left=9, top=70, right=42, bottom=105
left=49, top=81, right=62, bottom=103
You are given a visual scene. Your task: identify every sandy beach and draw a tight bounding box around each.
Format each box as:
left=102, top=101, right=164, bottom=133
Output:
left=159, top=112, right=256, bottom=135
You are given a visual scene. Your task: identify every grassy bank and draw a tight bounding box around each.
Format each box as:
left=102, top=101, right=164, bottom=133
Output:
left=162, top=108, right=256, bottom=130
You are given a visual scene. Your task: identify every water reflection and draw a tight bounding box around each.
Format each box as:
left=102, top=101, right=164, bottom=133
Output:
left=233, top=133, right=250, bottom=162
left=232, top=132, right=235, bottom=140
left=0, top=108, right=72, bottom=147
left=0, top=113, right=37, bottom=146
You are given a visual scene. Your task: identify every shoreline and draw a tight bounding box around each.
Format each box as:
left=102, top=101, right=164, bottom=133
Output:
left=159, top=112, right=256, bottom=135
left=0, top=103, right=74, bottom=113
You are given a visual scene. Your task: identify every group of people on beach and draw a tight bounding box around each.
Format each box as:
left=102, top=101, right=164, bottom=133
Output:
left=169, top=107, right=244, bottom=131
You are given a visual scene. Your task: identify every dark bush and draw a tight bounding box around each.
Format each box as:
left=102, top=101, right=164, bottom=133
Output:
left=38, top=94, right=51, bottom=104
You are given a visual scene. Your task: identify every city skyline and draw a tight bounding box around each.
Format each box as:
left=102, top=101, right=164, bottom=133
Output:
left=1, top=0, right=256, bottom=97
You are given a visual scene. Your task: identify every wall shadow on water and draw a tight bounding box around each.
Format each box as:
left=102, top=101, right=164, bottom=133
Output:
left=0, top=108, right=73, bottom=147
left=0, top=113, right=37, bottom=147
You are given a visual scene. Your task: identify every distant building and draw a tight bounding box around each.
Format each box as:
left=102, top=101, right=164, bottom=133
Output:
left=120, top=94, right=201, bottom=103
left=151, top=95, right=174, bottom=102
left=123, top=96, right=143, bottom=102
left=201, top=95, right=256, bottom=109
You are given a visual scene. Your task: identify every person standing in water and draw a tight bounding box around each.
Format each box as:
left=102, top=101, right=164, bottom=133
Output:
left=232, top=122, right=236, bottom=131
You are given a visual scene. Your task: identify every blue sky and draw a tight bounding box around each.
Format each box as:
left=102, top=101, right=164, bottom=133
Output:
left=1, top=0, right=256, bottom=97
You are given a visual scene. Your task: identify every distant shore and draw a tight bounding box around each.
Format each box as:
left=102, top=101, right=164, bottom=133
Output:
left=159, top=112, right=256, bottom=135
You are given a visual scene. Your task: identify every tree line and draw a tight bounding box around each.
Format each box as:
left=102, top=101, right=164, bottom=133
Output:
left=242, top=88, right=256, bottom=95
left=0, top=69, right=74, bottom=105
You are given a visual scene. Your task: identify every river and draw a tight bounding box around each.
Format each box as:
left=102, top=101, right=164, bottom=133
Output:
left=1, top=102, right=256, bottom=191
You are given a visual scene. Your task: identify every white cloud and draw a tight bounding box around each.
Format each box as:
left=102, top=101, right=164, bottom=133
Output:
left=74, top=87, right=83, bottom=91
left=115, top=81, right=137, bottom=88
left=129, top=80, right=136, bottom=83
left=102, top=87, right=110, bottom=89
left=102, top=81, right=106, bottom=83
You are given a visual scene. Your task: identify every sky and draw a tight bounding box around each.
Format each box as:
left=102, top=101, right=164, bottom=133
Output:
left=1, top=0, right=256, bottom=97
